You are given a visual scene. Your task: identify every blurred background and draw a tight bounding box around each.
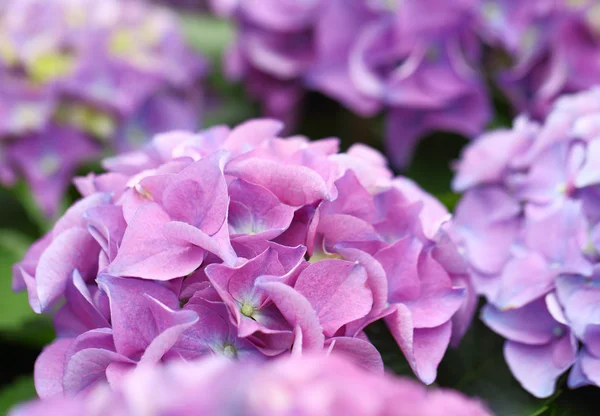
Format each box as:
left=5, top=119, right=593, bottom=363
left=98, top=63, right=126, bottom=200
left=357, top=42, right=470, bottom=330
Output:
left=0, top=2, right=599, bottom=415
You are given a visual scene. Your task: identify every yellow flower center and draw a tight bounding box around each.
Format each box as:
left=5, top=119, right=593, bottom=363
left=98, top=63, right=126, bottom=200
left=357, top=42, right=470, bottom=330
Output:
left=222, top=344, right=237, bottom=358
left=308, top=250, right=343, bottom=264
left=56, top=104, right=116, bottom=139
left=240, top=303, right=254, bottom=318
left=29, top=52, right=75, bottom=84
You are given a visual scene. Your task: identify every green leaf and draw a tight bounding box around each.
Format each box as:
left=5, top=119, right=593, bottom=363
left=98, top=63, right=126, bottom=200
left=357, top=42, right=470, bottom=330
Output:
left=540, top=384, right=597, bottom=416
left=404, top=132, right=468, bottom=200
left=1, top=316, right=55, bottom=348
left=0, top=188, right=39, bottom=237
left=0, top=230, right=36, bottom=332
left=0, top=376, right=36, bottom=414
left=436, top=191, right=461, bottom=212
left=10, top=181, right=62, bottom=234
left=179, top=13, right=235, bottom=63
left=0, top=229, right=55, bottom=346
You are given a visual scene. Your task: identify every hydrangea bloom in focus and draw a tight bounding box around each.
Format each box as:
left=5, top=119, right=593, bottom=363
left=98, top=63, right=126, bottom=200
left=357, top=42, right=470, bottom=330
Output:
left=0, top=0, right=207, bottom=216
left=479, top=1, right=600, bottom=119
left=212, top=0, right=491, bottom=168
left=452, top=87, right=600, bottom=397
left=10, top=354, right=491, bottom=416
left=13, top=118, right=474, bottom=397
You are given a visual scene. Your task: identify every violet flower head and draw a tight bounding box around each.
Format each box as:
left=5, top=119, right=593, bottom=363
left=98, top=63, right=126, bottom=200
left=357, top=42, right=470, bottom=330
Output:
left=11, top=354, right=492, bottom=416
left=213, top=0, right=491, bottom=168
left=14, top=118, right=474, bottom=397
left=480, top=0, right=600, bottom=119
left=452, top=87, right=600, bottom=398
left=0, top=0, right=207, bottom=216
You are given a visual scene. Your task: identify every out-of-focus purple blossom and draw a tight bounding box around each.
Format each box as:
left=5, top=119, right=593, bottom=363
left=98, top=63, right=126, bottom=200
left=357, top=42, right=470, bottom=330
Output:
left=212, top=0, right=491, bottom=168
left=14, top=118, right=474, bottom=397
left=11, top=354, right=492, bottom=416
left=214, top=0, right=600, bottom=169
left=452, top=87, right=600, bottom=398
left=0, top=0, right=207, bottom=216
left=479, top=0, right=600, bottom=119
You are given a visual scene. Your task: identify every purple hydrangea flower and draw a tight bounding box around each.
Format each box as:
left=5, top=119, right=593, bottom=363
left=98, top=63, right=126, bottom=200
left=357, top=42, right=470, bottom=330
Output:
left=452, top=87, right=600, bottom=398
left=212, top=0, right=491, bottom=168
left=0, top=0, right=207, bottom=216
left=480, top=0, right=600, bottom=119
left=11, top=354, right=491, bottom=416
left=14, top=118, right=474, bottom=397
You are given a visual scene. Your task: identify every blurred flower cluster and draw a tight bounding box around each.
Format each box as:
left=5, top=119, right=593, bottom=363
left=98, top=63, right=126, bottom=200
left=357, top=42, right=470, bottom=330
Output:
left=0, top=0, right=206, bottom=216
left=453, top=87, right=600, bottom=398
left=214, top=0, right=600, bottom=168
left=12, top=354, right=491, bottom=416
left=481, top=0, right=600, bottom=118
left=13, top=118, right=474, bottom=397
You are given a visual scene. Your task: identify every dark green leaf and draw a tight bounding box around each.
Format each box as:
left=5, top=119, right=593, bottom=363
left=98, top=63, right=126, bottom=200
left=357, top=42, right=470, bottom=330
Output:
left=1, top=317, right=55, bottom=348
left=0, top=376, right=36, bottom=414
left=0, top=229, right=55, bottom=346
left=10, top=182, right=61, bottom=234
left=365, top=320, right=413, bottom=377
left=403, top=132, right=468, bottom=202
left=0, top=188, right=39, bottom=237
left=0, top=230, right=36, bottom=332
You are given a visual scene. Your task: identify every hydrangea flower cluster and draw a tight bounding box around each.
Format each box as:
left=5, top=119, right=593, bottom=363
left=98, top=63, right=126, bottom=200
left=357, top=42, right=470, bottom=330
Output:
left=212, top=0, right=490, bottom=168
left=14, top=118, right=474, bottom=397
left=11, top=354, right=491, bottom=416
left=0, top=0, right=206, bottom=216
left=213, top=0, right=600, bottom=169
left=481, top=0, right=600, bottom=119
left=452, top=87, right=600, bottom=398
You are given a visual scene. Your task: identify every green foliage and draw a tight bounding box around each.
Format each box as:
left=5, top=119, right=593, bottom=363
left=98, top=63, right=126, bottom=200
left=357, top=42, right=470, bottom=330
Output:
left=0, top=229, right=55, bottom=347
left=0, top=188, right=40, bottom=237
left=10, top=182, right=59, bottom=234
left=0, top=376, right=36, bottom=414
left=0, top=230, right=37, bottom=332
left=365, top=320, right=413, bottom=377
left=179, top=13, right=235, bottom=63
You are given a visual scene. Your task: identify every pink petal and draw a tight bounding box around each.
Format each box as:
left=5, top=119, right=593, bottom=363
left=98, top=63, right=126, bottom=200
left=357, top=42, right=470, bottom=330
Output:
left=295, top=259, right=373, bottom=336
left=34, top=338, right=73, bottom=398
left=106, top=203, right=205, bottom=280
left=256, top=280, right=324, bottom=352
left=326, top=336, right=384, bottom=374
left=36, top=228, right=100, bottom=311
